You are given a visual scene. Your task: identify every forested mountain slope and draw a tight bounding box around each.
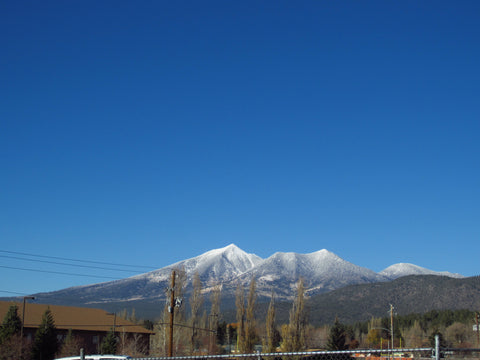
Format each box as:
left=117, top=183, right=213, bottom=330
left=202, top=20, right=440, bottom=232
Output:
left=302, top=275, right=480, bottom=325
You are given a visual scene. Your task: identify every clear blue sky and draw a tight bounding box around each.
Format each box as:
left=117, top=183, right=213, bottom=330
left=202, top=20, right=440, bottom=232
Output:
left=1, top=1, right=479, bottom=295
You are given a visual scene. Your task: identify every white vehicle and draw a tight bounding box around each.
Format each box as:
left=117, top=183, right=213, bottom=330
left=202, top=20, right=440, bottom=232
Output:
left=55, top=356, right=131, bottom=360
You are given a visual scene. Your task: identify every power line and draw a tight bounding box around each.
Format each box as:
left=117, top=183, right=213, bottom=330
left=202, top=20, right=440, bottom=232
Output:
left=0, top=254, right=144, bottom=273
left=0, top=249, right=159, bottom=297
left=0, top=265, right=121, bottom=280
left=0, top=290, right=32, bottom=296
left=0, top=249, right=157, bottom=270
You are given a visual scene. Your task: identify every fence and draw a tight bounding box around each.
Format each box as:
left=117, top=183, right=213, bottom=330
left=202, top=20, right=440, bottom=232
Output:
left=133, top=337, right=480, bottom=360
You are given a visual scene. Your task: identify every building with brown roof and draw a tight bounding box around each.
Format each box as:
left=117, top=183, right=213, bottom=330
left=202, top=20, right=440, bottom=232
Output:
left=0, top=301, right=153, bottom=355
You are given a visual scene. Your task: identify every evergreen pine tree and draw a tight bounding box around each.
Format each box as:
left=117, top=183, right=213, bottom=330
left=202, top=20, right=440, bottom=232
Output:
left=0, top=304, right=25, bottom=360
left=32, top=308, right=59, bottom=360
left=327, top=318, right=347, bottom=351
left=0, top=304, right=22, bottom=344
left=100, top=329, right=117, bottom=355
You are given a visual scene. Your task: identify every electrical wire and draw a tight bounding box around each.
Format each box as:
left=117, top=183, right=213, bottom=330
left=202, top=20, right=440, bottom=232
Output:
left=0, top=249, right=157, bottom=270
left=0, top=289, right=32, bottom=296
left=0, top=265, right=121, bottom=280
left=0, top=254, right=145, bottom=273
left=0, top=249, right=160, bottom=296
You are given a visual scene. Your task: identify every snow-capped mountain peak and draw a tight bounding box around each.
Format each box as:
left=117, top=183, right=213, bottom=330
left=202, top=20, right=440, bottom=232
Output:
left=152, top=243, right=263, bottom=284
left=379, top=263, right=464, bottom=280
left=201, top=243, right=263, bottom=270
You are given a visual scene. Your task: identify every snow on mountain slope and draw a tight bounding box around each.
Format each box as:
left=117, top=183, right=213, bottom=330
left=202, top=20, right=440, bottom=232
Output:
left=132, top=243, right=262, bottom=286
left=183, top=243, right=263, bottom=276
left=33, top=244, right=263, bottom=304
left=239, top=249, right=388, bottom=298
left=23, top=245, right=464, bottom=308
left=380, top=263, right=464, bottom=280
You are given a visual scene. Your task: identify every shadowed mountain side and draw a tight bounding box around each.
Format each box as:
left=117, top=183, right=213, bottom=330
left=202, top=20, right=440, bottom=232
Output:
left=302, top=275, right=480, bottom=325
left=221, top=275, right=480, bottom=326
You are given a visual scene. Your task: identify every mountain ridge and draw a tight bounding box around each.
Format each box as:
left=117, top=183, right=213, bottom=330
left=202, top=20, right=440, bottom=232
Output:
left=1, top=244, right=465, bottom=319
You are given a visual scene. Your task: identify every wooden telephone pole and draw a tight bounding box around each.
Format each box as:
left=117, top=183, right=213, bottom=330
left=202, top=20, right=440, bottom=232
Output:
left=475, top=312, right=479, bottom=347
left=390, top=304, right=394, bottom=348
left=389, top=303, right=395, bottom=360
left=168, top=270, right=176, bottom=357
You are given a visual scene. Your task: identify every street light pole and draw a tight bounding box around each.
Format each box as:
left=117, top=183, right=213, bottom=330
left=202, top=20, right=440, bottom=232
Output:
left=208, top=313, right=218, bottom=354
left=389, top=304, right=394, bottom=349
left=21, top=296, right=35, bottom=339
left=106, top=312, right=117, bottom=335
left=389, top=304, right=395, bottom=360
left=168, top=270, right=176, bottom=357
left=475, top=312, right=479, bottom=347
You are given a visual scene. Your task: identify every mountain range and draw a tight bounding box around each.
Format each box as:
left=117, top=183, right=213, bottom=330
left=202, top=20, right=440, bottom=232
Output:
left=7, top=244, right=465, bottom=320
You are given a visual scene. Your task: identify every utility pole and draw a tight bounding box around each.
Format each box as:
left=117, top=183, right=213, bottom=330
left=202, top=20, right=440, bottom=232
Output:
left=475, top=312, right=479, bottom=348
left=209, top=313, right=218, bottom=354
left=168, top=270, right=176, bottom=357
left=21, top=296, right=35, bottom=354
left=106, top=312, right=117, bottom=335
left=390, top=304, right=395, bottom=360
left=21, top=296, right=35, bottom=339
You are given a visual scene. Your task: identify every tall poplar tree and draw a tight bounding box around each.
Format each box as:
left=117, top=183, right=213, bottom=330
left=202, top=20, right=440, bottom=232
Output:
left=244, top=276, right=257, bottom=353
left=280, top=278, right=306, bottom=352
left=264, top=290, right=277, bottom=353
left=210, top=283, right=221, bottom=354
left=235, top=282, right=246, bottom=352
left=189, top=272, right=203, bottom=353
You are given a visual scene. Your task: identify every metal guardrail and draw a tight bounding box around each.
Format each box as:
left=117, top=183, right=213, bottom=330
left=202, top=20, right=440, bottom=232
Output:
left=134, top=335, right=480, bottom=360
left=133, top=348, right=435, bottom=360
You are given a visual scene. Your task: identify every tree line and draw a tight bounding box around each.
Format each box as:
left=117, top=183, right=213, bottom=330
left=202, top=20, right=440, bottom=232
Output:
left=350, top=309, right=479, bottom=349
left=150, top=269, right=480, bottom=355
left=2, top=269, right=478, bottom=359
left=150, top=268, right=348, bottom=356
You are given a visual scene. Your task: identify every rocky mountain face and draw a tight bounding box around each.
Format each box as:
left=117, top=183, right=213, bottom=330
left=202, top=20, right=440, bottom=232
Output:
left=21, top=244, right=463, bottom=315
